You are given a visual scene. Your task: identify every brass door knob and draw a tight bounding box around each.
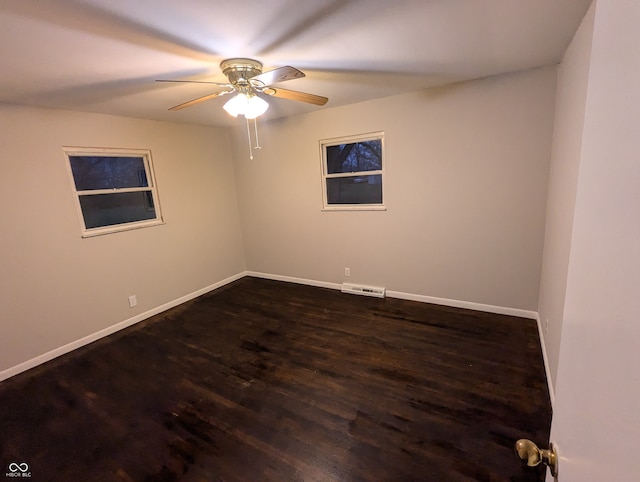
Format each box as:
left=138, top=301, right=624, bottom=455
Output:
left=514, top=439, right=558, bottom=477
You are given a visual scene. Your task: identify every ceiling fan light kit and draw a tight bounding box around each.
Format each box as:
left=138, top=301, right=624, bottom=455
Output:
left=223, top=93, right=269, bottom=119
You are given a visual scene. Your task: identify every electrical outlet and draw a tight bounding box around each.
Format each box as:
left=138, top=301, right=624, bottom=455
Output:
left=345, top=267, right=351, bottom=277
left=128, top=295, right=138, bottom=308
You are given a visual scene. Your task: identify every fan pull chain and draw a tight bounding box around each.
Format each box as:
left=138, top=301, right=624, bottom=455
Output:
left=245, top=116, right=254, bottom=160
left=253, top=117, right=262, bottom=150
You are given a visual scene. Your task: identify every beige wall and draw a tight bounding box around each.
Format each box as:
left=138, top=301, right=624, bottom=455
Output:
left=232, top=67, right=556, bottom=311
left=0, top=104, right=245, bottom=374
left=538, top=5, right=595, bottom=390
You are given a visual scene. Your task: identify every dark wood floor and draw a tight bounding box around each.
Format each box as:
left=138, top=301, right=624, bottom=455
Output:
left=0, top=277, right=551, bottom=481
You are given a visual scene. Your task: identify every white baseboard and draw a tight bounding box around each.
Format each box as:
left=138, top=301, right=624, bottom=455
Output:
left=0, top=272, right=245, bottom=383
left=247, top=271, right=537, bottom=320
left=246, top=271, right=342, bottom=291
left=535, top=314, right=556, bottom=409
left=385, top=290, right=537, bottom=320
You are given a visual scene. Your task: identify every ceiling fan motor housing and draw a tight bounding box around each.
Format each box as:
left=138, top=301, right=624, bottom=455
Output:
left=220, top=58, right=264, bottom=94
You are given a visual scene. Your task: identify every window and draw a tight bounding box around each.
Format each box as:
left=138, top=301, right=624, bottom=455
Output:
left=64, top=147, right=163, bottom=237
left=320, top=132, right=385, bottom=210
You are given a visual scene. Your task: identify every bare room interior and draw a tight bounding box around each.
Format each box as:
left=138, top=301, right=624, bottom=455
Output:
left=1, top=1, right=638, bottom=481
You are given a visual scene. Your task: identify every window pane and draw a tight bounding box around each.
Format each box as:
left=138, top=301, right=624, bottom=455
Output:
left=69, top=156, right=148, bottom=191
left=79, top=191, right=156, bottom=229
left=326, top=139, right=382, bottom=174
left=326, top=175, right=382, bottom=204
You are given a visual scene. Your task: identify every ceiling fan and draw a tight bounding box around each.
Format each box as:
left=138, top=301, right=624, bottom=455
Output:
left=157, top=58, right=329, bottom=114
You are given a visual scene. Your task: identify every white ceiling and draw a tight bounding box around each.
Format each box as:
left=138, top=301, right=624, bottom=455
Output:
left=0, top=0, right=592, bottom=127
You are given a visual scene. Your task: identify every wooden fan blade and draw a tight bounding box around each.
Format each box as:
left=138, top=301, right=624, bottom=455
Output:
left=169, top=90, right=233, bottom=111
left=251, top=66, right=305, bottom=86
left=156, top=79, right=232, bottom=87
left=264, top=87, right=328, bottom=106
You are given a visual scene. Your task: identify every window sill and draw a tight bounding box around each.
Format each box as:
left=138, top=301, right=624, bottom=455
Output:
left=321, top=205, right=387, bottom=212
left=81, top=219, right=165, bottom=238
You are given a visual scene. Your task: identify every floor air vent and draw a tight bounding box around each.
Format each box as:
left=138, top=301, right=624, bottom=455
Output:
left=341, top=283, right=386, bottom=298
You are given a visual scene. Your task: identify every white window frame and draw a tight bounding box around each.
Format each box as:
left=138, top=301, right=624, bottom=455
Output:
left=319, top=131, right=386, bottom=211
left=63, top=146, right=164, bottom=237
